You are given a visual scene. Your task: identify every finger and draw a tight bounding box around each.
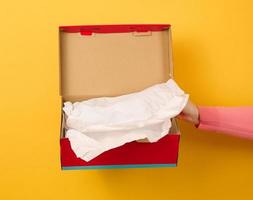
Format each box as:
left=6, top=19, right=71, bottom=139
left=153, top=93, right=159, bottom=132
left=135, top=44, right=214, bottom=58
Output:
left=177, top=114, right=193, bottom=123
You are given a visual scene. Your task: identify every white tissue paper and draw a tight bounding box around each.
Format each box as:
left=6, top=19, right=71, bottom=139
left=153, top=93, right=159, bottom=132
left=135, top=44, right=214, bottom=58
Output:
left=63, top=79, right=189, bottom=161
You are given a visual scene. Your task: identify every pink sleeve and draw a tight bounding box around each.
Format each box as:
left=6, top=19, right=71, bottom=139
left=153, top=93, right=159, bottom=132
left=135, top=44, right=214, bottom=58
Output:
left=196, top=106, right=253, bottom=139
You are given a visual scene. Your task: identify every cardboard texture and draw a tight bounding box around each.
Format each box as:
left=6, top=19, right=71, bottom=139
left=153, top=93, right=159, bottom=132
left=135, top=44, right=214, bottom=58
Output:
left=59, top=24, right=180, bottom=170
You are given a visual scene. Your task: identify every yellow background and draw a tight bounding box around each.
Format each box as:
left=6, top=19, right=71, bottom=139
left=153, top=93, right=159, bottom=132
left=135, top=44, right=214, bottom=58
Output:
left=0, top=0, right=253, bottom=199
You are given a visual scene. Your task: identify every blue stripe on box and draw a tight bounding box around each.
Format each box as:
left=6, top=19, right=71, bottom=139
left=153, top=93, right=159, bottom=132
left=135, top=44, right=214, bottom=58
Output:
left=61, top=163, right=177, bottom=170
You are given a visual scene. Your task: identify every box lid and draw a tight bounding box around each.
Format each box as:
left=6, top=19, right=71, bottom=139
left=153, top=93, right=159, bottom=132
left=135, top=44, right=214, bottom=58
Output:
left=60, top=24, right=170, bottom=34
left=59, top=24, right=174, bottom=101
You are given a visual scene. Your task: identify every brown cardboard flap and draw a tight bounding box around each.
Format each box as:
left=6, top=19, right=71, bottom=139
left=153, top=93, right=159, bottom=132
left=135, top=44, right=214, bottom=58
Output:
left=59, top=28, right=173, bottom=101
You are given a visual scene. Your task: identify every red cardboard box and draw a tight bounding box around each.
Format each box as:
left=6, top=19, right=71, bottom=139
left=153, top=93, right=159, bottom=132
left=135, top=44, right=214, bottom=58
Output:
left=59, top=24, right=180, bottom=170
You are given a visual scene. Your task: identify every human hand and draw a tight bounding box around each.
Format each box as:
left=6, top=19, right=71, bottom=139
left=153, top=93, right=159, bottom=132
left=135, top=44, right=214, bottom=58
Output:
left=177, top=99, right=200, bottom=125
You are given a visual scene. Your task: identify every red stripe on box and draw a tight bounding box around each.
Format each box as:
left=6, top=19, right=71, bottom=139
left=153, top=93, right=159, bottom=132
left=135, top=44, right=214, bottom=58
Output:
left=60, top=134, right=180, bottom=167
left=59, top=24, right=170, bottom=34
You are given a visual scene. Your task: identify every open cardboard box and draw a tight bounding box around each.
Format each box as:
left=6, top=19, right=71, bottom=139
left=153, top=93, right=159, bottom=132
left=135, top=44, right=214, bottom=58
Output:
left=59, top=24, right=180, bottom=170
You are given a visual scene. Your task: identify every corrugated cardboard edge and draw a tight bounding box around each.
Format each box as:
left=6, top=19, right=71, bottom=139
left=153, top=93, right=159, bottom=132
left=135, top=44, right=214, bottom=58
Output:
left=168, top=28, right=174, bottom=78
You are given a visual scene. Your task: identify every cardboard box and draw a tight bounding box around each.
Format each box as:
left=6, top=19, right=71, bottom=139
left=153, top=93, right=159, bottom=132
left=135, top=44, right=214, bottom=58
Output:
left=59, top=24, right=180, bottom=170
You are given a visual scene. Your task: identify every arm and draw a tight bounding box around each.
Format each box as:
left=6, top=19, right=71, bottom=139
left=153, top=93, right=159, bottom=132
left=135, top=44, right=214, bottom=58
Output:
left=179, top=100, right=253, bottom=140
left=197, top=106, right=253, bottom=139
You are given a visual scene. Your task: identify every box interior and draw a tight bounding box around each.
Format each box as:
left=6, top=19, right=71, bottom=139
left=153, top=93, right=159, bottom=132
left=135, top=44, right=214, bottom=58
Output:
left=59, top=26, right=179, bottom=138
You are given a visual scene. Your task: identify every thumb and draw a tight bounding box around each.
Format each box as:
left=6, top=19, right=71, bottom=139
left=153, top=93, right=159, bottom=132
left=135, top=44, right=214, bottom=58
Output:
left=177, top=113, right=194, bottom=123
